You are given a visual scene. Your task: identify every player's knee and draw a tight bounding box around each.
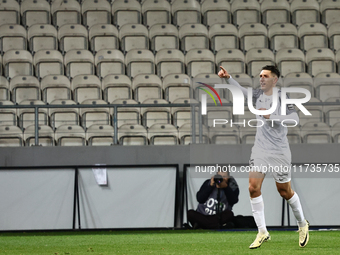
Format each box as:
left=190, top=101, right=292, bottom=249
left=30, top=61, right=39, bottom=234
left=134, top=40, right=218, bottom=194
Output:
left=278, top=188, right=290, bottom=199
left=248, top=184, right=260, bottom=196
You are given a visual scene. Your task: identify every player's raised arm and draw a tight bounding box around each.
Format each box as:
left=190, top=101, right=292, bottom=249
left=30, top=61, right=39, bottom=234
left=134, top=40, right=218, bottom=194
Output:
left=218, top=66, right=248, bottom=97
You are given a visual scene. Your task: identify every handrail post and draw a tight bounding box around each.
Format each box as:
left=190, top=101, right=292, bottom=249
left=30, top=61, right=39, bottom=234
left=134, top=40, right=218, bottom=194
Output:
left=114, top=106, right=118, bottom=145
left=191, top=104, right=196, bottom=144
left=34, top=106, right=39, bottom=146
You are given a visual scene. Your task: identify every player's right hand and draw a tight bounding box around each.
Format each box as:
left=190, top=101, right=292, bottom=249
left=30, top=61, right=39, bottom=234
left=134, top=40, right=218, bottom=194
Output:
left=218, top=66, right=230, bottom=79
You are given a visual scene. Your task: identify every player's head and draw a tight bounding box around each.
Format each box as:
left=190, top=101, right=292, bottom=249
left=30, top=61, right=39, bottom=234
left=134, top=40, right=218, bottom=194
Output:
left=259, top=65, right=280, bottom=93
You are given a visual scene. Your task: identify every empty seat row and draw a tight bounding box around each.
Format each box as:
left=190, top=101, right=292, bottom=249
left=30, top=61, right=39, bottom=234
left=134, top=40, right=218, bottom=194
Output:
left=0, top=123, right=210, bottom=146
left=1, top=70, right=339, bottom=105
left=0, top=97, right=203, bottom=130
left=1, top=120, right=339, bottom=147
left=2, top=47, right=340, bottom=81
left=1, top=21, right=340, bottom=55
left=1, top=0, right=340, bottom=29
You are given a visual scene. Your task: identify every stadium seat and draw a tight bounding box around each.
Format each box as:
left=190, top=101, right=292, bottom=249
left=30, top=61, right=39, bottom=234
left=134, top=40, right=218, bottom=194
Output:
left=162, top=73, right=191, bottom=103
left=245, top=48, right=275, bottom=77
left=331, top=121, right=340, bottom=143
left=64, top=49, right=95, bottom=79
left=58, top=24, right=88, bottom=54
left=81, top=0, right=111, bottom=29
left=300, top=122, right=332, bottom=143
left=55, top=124, right=86, bottom=146
left=0, top=24, right=27, bottom=55
left=112, top=0, right=142, bottom=28
left=118, top=123, right=148, bottom=145
left=204, top=98, right=232, bottom=127
left=119, top=24, right=149, bottom=53
left=111, top=98, right=141, bottom=127
left=320, top=0, right=340, bottom=27
left=323, top=97, right=340, bottom=126
left=80, top=99, right=111, bottom=129
left=298, top=23, right=328, bottom=52
left=314, top=72, right=340, bottom=102
left=0, top=76, right=10, bottom=101
left=275, top=48, right=306, bottom=77
left=287, top=126, right=302, bottom=144
left=141, top=0, right=171, bottom=28
left=231, top=0, right=261, bottom=28
left=89, top=24, right=119, bottom=54
left=179, top=23, right=209, bottom=53
left=336, top=50, right=340, bottom=71
left=33, top=50, right=64, bottom=80
left=260, top=0, right=290, bottom=27
left=290, top=0, right=320, bottom=27
left=306, top=48, right=336, bottom=77
left=141, top=98, right=171, bottom=127
left=10, top=75, right=40, bottom=104
left=18, top=99, right=48, bottom=130
left=132, top=74, right=162, bottom=103
left=192, top=73, right=223, bottom=101
left=95, top=49, right=125, bottom=79
left=49, top=99, right=80, bottom=130
left=102, top=74, right=132, bottom=103
left=185, top=49, right=215, bottom=78
left=0, top=125, right=23, bottom=147
left=28, top=24, right=58, bottom=54
left=208, top=23, right=238, bottom=54
left=72, top=74, right=102, bottom=104
left=239, top=23, right=268, bottom=53
left=201, top=0, right=231, bottom=28
left=171, top=98, right=198, bottom=128
left=51, top=0, right=81, bottom=29
left=155, top=49, right=185, bottom=78
left=86, top=124, right=115, bottom=146
left=24, top=124, right=54, bottom=146
left=283, top=72, right=314, bottom=98
left=297, top=97, right=324, bottom=126
left=240, top=126, right=257, bottom=144
left=41, top=75, right=72, bottom=104
left=178, top=123, right=209, bottom=144
left=125, top=49, right=155, bottom=78
left=20, top=0, right=51, bottom=28
left=149, top=24, right=179, bottom=54
left=148, top=123, right=179, bottom=145
left=328, top=22, right=340, bottom=52
left=0, top=0, right=20, bottom=27
left=0, top=100, right=17, bottom=126
left=171, top=0, right=201, bottom=27
left=268, top=23, right=298, bottom=52
left=209, top=125, right=240, bottom=144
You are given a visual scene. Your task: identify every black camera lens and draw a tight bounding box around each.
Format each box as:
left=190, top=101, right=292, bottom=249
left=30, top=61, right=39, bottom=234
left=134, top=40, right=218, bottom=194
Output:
left=214, top=174, right=223, bottom=185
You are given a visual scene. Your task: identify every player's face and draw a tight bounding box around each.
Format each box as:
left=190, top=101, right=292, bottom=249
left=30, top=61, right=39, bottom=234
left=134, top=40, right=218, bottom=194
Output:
left=259, top=70, right=277, bottom=93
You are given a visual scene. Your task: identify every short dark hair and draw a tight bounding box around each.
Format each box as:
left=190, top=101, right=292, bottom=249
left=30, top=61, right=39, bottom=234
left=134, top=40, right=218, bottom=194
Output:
left=261, top=65, right=280, bottom=78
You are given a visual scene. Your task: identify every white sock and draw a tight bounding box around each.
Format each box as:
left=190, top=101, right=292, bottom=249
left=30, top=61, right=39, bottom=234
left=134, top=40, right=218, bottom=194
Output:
left=287, top=192, right=306, bottom=228
left=250, top=195, right=268, bottom=234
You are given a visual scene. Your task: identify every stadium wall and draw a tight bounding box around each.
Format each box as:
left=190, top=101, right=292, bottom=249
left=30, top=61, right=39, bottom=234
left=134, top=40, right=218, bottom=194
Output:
left=0, top=144, right=339, bottom=230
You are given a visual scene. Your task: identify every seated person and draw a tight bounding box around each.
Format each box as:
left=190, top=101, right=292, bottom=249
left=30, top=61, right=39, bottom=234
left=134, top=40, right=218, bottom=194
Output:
left=187, top=171, right=239, bottom=229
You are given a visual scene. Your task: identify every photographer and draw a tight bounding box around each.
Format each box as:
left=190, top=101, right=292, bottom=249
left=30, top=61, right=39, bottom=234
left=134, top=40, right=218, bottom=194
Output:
left=187, top=171, right=239, bottom=229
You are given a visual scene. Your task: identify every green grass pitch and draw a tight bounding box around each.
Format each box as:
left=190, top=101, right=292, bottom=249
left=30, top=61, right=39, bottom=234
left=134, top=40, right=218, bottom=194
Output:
left=0, top=229, right=339, bottom=255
